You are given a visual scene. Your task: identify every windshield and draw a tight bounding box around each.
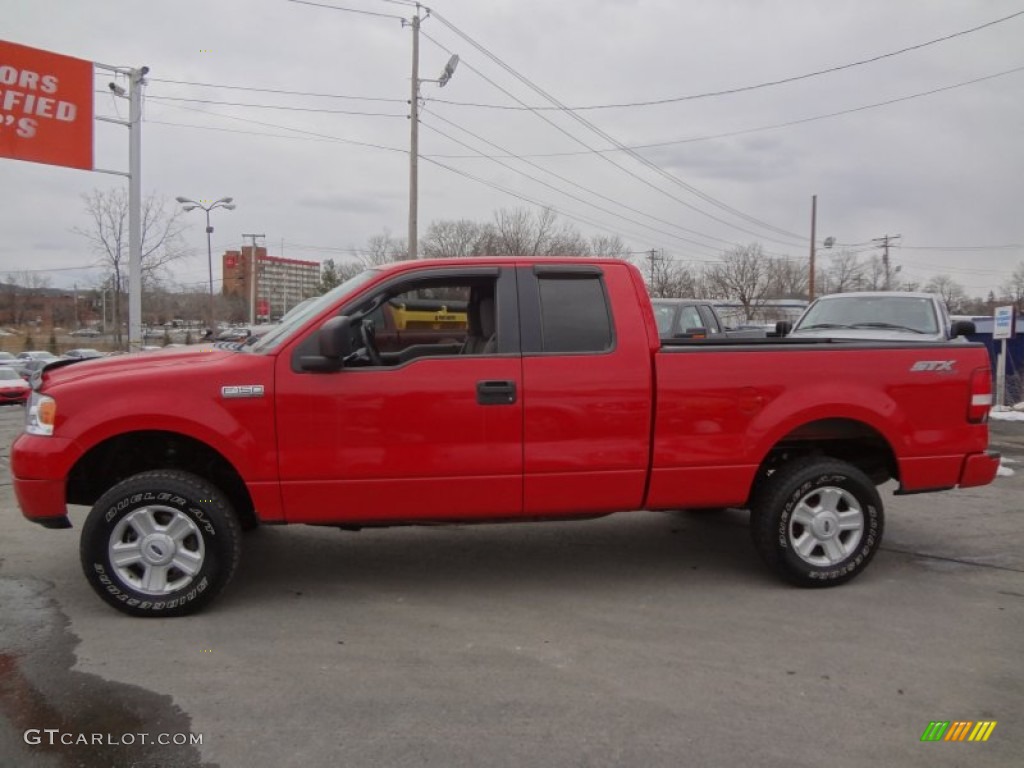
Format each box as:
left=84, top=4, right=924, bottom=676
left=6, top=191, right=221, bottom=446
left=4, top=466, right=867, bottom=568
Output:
left=651, top=303, right=676, bottom=335
left=247, top=269, right=379, bottom=353
left=795, top=296, right=940, bottom=335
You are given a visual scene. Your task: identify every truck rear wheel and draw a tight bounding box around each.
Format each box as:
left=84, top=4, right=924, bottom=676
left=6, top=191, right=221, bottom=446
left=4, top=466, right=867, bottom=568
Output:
left=80, top=470, right=241, bottom=617
left=750, top=458, right=883, bottom=587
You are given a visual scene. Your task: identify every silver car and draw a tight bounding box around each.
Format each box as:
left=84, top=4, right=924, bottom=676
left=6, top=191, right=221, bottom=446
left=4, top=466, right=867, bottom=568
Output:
left=784, top=292, right=974, bottom=342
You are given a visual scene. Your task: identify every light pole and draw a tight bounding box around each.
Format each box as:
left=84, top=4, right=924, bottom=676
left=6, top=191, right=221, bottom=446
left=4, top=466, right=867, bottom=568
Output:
left=176, top=196, right=236, bottom=330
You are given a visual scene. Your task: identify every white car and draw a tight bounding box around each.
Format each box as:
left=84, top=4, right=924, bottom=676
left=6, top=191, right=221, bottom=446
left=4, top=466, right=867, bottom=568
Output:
left=782, top=292, right=975, bottom=342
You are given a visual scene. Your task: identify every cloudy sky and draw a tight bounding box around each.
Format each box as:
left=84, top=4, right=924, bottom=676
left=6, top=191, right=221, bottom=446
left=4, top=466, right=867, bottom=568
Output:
left=2, top=0, right=1023, bottom=298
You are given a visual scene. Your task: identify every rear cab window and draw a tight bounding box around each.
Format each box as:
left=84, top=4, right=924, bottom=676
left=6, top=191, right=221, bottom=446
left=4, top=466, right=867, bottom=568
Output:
left=520, top=265, right=614, bottom=354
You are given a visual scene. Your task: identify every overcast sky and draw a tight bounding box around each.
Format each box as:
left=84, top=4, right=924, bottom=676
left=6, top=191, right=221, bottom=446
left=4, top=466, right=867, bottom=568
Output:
left=2, top=0, right=1023, bottom=298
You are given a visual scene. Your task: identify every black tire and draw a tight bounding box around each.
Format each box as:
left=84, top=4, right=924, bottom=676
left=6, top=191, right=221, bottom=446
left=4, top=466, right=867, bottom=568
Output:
left=80, top=470, right=242, bottom=617
left=750, top=458, right=883, bottom=587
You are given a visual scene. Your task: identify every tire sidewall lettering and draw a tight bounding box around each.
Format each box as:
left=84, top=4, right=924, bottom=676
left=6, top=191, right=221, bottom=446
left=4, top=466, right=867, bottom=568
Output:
left=83, top=472, right=233, bottom=616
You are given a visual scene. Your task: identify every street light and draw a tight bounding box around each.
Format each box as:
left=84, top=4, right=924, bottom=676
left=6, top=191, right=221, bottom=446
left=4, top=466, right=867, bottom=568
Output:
left=176, top=196, right=236, bottom=331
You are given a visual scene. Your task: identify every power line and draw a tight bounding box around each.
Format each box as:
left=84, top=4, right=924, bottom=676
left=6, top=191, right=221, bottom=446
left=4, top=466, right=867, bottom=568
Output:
left=427, top=63, right=1024, bottom=160
left=146, top=99, right=407, bottom=155
left=287, top=0, right=405, bottom=21
left=145, top=94, right=407, bottom=118
left=901, top=244, right=1022, bottom=251
left=418, top=154, right=717, bottom=262
left=420, top=110, right=803, bottom=259
left=428, top=8, right=1024, bottom=111
left=420, top=23, right=810, bottom=248
left=147, top=77, right=406, bottom=104
left=419, top=115, right=728, bottom=256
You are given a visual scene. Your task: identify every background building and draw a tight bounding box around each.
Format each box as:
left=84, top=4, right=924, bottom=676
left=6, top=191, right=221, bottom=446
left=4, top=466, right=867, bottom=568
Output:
left=223, top=246, right=320, bottom=321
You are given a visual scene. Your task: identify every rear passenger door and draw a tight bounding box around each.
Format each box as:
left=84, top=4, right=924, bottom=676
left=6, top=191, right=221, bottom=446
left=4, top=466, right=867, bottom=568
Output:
left=518, top=264, right=653, bottom=516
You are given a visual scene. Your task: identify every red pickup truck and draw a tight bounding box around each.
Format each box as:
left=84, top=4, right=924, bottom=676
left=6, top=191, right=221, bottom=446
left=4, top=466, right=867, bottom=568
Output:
left=11, top=258, right=1000, bottom=616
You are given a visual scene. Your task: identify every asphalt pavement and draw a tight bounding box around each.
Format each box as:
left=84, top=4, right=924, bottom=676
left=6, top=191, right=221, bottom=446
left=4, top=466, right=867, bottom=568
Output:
left=1, top=405, right=1021, bottom=767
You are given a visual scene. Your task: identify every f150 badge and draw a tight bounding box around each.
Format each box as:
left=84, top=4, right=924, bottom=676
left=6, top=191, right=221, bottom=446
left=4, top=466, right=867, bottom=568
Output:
left=910, top=361, right=955, bottom=372
left=221, top=385, right=265, bottom=398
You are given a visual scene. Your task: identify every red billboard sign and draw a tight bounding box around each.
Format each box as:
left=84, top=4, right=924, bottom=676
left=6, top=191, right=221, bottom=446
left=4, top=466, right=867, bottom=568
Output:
left=0, top=40, right=93, bottom=170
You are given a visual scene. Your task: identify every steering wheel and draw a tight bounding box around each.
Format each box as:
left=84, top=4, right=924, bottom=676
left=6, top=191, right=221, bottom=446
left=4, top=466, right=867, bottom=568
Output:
left=359, top=319, right=383, bottom=366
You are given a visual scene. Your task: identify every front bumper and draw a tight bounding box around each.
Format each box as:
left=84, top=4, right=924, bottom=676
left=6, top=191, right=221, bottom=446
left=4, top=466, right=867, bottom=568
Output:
left=11, top=433, right=81, bottom=526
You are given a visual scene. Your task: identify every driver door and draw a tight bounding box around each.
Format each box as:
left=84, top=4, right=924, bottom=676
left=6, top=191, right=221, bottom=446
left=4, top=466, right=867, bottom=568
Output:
left=273, top=266, right=524, bottom=524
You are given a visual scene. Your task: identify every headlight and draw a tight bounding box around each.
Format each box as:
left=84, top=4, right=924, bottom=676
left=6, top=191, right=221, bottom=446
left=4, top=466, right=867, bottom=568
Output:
left=26, top=393, right=56, bottom=436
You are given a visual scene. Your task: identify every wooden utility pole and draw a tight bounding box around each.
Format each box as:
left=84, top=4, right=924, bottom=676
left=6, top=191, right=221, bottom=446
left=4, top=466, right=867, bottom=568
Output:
left=808, top=195, right=817, bottom=301
left=872, top=234, right=902, bottom=290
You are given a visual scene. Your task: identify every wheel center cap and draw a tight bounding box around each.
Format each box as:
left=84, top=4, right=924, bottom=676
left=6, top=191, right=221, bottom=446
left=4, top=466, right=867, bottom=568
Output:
left=811, top=511, right=840, bottom=540
left=141, top=533, right=175, bottom=566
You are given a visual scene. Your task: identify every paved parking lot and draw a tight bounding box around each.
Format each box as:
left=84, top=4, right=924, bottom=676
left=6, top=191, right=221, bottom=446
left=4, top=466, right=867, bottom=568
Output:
left=1, top=404, right=1021, bottom=767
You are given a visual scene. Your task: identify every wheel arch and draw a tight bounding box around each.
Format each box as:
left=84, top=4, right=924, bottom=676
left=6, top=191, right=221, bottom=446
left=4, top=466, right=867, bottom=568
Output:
left=67, top=430, right=258, bottom=530
left=752, top=417, right=899, bottom=498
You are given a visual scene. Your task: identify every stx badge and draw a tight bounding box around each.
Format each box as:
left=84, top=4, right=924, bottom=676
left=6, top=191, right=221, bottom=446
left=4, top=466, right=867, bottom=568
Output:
left=910, top=361, right=956, bottom=372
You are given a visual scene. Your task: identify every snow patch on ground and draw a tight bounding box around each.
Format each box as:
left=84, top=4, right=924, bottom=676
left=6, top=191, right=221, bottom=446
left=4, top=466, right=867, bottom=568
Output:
left=990, top=407, right=1024, bottom=422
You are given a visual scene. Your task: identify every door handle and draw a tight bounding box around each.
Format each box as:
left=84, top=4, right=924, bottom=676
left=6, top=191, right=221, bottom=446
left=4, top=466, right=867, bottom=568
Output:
left=476, top=380, right=517, bottom=405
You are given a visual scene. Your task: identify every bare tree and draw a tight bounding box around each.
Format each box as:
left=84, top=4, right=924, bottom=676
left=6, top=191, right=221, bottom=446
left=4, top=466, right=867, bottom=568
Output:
left=923, top=274, right=968, bottom=313
left=703, top=243, right=772, bottom=320
left=74, top=187, right=188, bottom=346
left=1001, top=261, right=1024, bottom=311
left=821, top=250, right=866, bottom=294
left=865, top=255, right=895, bottom=291
left=765, top=258, right=807, bottom=299
left=358, top=231, right=407, bottom=266
left=491, top=207, right=555, bottom=255
left=2, top=271, right=52, bottom=326
left=589, top=234, right=628, bottom=259
left=422, top=219, right=484, bottom=259
left=647, top=257, right=699, bottom=298
left=317, top=258, right=364, bottom=293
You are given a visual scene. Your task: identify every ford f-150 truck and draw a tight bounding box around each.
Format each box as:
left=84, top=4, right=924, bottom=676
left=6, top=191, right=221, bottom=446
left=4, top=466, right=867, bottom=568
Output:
left=11, top=258, right=1000, bottom=616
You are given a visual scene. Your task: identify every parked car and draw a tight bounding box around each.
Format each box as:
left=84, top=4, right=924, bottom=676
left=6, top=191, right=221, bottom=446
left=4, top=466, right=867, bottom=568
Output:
left=780, top=292, right=975, bottom=342
left=12, top=358, right=52, bottom=381
left=0, top=351, right=16, bottom=364
left=70, top=328, right=102, bottom=337
left=12, top=257, right=999, bottom=616
left=0, top=366, right=30, bottom=404
left=651, top=298, right=767, bottom=339
left=18, top=351, right=59, bottom=361
left=63, top=349, right=104, bottom=360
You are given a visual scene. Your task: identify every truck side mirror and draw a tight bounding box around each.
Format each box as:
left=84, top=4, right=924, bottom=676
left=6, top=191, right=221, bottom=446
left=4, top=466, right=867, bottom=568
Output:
left=300, top=315, right=353, bottom=372
left=950, top=320, right=975, bottom=338
left=775, top=321, right=793, bottom=337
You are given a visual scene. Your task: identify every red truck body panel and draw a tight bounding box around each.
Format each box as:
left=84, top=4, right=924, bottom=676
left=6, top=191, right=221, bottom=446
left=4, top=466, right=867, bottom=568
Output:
left=10, top=257, right=998, bottom=530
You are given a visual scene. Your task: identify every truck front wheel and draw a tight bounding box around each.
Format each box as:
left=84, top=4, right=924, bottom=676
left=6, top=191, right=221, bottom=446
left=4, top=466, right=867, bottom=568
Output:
left=80, top=470, right=241, bottom=616
left=750, top=458, right=884, bottom=587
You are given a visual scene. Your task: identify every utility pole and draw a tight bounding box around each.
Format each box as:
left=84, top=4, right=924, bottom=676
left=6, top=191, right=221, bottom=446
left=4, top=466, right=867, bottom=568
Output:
left=242, top=233, right=265, bottom=324
left=408, top=7, right=421, bottom=260
left=404, top=5, right=458, bottom=260
left=872, top=234, right=902, bottom=290
left=648, top=249, right=660, bottom=285
left=808, top=195, right=817, bottom=301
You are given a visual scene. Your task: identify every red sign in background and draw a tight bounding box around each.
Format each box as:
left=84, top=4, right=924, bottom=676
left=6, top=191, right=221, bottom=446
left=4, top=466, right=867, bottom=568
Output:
left=0, top=40, right=93, bottom=170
